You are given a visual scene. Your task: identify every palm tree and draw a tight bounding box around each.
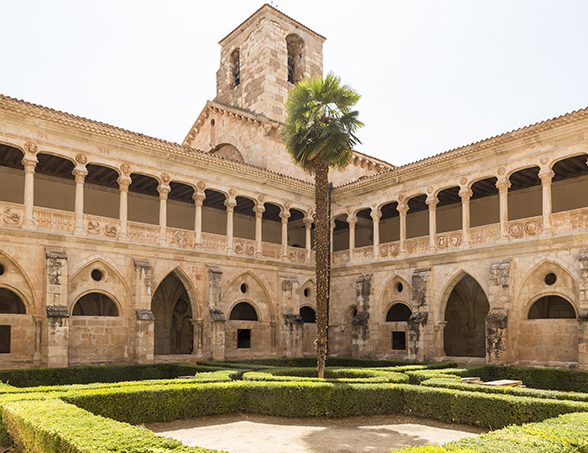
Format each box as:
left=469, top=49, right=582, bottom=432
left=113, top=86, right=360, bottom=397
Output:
left=281, top=72, right=363, bottom=378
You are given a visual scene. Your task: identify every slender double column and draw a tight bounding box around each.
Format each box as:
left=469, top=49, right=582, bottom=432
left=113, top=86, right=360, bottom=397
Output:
left=371, top=208, right=381, bottom=258
left=73, top=165, right=88, bottom=236
left=304, top=216, right=313, bottom=253
left=22, top=154, right=38, bottom=231
left=397, top=203, right=408, bottom=252
left=459, top=188, right=472, bottom=245
left=426, top=195, right=438, bottom=249
left=280, top=208, right=290, bottom=260
left=225, top=198, right=236, bottom=252
left=539, top=168, right=554, bottom=229
left=117, top=175, right=131, bottom=240
left=193, top=191, right=206, bottom=246
left=254, top=201, right=265, bottom=257
left=496, top=178, right=511, bottom=238
left=157, top=183, right=170, bottom=245
left=347, top=216, right=357, bottom=259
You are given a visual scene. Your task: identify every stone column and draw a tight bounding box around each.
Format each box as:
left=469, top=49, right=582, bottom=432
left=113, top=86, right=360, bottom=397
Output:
left=459, top=188, right=472, bottom=245
left=254, top=201, right=265, bottom=258
left=304, top=216, right=313, bottom=253
left=117, top=175, right=131, bottom=240
left=44, top=248, right=69, bottom=367
left=348, top=216, right=357, bottom=260
left=193, top=191, right=205, bottom=246
left=224, top=198, right=236, bottom=253
left=280, top=208, right=290, bottom=260
left=539, top=168, right=554, bottom=230
left=22, top=153, right=38, bottom=231
left=496, top=178, right=511, bottom=238
left=72, top=165, right=88, bottom=236
left=157, top=183, right=170, bottom=245
left=427, top=195, right=438, bottom=250
left=371, top=208, right=381, bottom=258
left=397, top=203, right=408, bottom=253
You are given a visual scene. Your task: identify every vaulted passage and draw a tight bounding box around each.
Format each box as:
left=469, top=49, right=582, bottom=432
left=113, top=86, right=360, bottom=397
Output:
left=151, top=273, right=194, bottom=355
left=444, top=275, right=489, bottom=357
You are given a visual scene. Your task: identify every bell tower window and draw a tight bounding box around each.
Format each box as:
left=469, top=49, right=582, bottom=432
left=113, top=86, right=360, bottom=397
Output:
left=231, top=48, right=240, bottom=87
left=286, top=34, right=305, bottom=84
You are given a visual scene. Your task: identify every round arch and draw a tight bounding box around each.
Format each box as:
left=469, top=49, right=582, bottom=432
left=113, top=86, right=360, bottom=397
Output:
left=385, top=303, right=412, bottom=322
left=71, top=291, right=119, bottom=316
left=528, top=295, right=576, bottom=319
left=0, top=287, right=26, bottom=314
left=229, top=301, right=258, bottom=321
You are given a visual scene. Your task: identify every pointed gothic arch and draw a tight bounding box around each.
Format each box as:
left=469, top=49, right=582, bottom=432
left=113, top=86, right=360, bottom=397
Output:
left=442, top=272, right=489, bottom=358
left=151, top=268, right=196, bottom=355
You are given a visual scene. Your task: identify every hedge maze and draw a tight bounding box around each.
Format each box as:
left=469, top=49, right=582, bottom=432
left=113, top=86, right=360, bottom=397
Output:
left=1, top=359, right=588, bottom=452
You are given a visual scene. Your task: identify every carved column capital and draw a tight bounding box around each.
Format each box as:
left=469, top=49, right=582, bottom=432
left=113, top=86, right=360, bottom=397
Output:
left=370, top=209, right=381, bottom=222
left=193, top=191, right=206, bottom=206
left=459, top=188, right=472, bottom=201
left=426, top=195, right=438, bottom=208
left=157, top=184, right=171, bottom=200
left=117, top=175, right=131, bottom=192
left=496, top=178, right=511, bottom=193
left=72, top=166, right=88, bottom=183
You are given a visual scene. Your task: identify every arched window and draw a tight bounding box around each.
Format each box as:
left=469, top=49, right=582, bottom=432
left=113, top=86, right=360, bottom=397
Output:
left=300, top=306, right=316, bottom=323
left=72, top=293, right=119, bottom=316
left=286, top=34, right=304, bottom=84
left=0, top=288, right=26, bottom=314
left=229, top=302, right=258, bottom=321
left=231, top=49, right=240, bottom=87
left=528, top=295, right=576, bottom=319
left=386, top=303, right=411, bottom=322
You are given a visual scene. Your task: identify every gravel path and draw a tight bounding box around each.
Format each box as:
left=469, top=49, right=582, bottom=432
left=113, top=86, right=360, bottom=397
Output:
left=146, top=412, right=484, bottom=453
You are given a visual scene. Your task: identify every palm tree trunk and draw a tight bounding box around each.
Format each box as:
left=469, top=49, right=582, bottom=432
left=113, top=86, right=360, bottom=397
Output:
left=314, top=158, right=329, bottom=378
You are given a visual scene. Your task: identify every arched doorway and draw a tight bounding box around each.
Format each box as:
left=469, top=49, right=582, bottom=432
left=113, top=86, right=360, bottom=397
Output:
left=229, top=302, right=258, bottom=349
left=444, top=274, right=489, bottom=357
left=151, top=273, right=194, bottom=355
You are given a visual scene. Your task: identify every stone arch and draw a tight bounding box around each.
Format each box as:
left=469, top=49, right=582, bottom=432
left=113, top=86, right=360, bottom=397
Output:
left=211, top=143, right=245, bottom=163
left=230, top=48, right=240, bottom=87
left=528, top=295, right=576, bottom=319
left=286, top=33, right=305, bottom=84
left=68, top=258, right=129, bottom=316
left=378, top=275, right=411, bottom=312
left=515, top=260, right=579, bottom=364
left=223, top=271, right=273, bottom=356
left=338, top=304, right=358, bottom=357
left=229, top=301, right=259, bottom=321
left=385, top=302, right=412, bottom=322
left=71, top=291, right=120, bottom=317
left=0, top=251, right=36, bottom=314
left=223, top=271, right=272, bottom=321
left=442, top=272, right=489, bottom=358
left=151, top=268, right=196, bottom=355
left=0, top=288, right=26, bottom=314
left=515, top=259, right=578, bottom=319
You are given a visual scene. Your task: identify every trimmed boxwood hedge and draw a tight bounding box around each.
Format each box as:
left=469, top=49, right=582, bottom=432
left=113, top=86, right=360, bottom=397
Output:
left=391, top=412, right=588, bottom=452
left=422, top=377, right=588, bottom=402
left=4, top=399, right=223, bottom=453
left=0, top=363, right=224, bottom=388
left=242, top=367, right=409, bottom=384
left=3, top=360, right=588, bottom=452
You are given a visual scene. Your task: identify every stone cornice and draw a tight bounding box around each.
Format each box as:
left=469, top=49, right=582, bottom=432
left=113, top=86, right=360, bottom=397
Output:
left=0, top=94, right=315, bottom=193
left=335, top=106, right=588, bottom=194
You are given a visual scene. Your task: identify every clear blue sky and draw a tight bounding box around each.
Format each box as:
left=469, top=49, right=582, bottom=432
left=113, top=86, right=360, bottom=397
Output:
left=2, top=1, right=588, bottom=166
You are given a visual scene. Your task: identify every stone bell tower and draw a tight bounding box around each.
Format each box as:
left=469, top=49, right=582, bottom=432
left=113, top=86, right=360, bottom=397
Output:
left=214, top=4, right=325, bottom=123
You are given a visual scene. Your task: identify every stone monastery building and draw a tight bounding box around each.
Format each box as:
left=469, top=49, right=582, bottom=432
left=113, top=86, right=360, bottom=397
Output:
left=2, top=4, right=588, bottom=370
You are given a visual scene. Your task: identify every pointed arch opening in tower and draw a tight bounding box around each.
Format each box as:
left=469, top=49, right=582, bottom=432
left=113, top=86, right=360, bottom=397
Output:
left=286, top=34, right=305, bottom=84
left=231, top=48, right=240, bottom=87
left=444, top=274, right=489, bottom=357
left=151, top=273, right=194, bottom=355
